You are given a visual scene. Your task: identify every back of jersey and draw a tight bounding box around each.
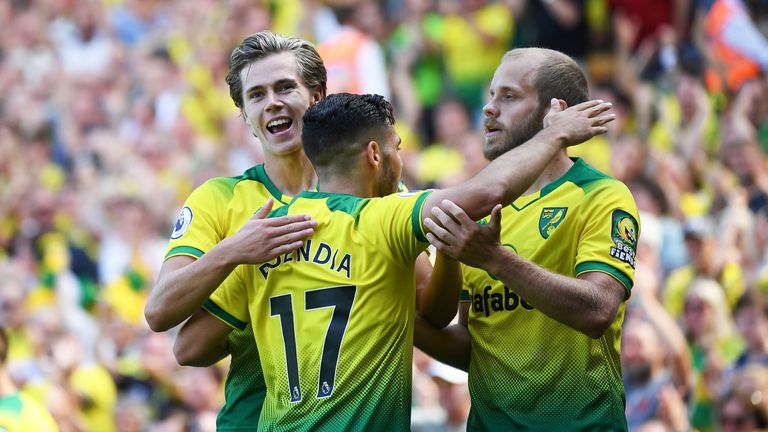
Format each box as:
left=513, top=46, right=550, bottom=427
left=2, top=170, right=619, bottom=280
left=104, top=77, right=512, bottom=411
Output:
left=247, top=191, right=429, bottom=431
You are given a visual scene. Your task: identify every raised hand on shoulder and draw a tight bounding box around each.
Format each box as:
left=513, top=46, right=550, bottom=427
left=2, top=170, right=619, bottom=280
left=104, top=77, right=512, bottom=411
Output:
left=219, top=197, right=317, bottom=265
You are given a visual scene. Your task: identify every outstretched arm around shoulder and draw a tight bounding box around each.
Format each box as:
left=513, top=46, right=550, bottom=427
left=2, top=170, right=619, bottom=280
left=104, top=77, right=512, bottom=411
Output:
left=420, top=99, right=614, bottom=224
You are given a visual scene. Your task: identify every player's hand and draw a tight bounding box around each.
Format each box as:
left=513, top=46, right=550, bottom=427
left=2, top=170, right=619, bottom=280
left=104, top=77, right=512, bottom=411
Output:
left=223, top=198, right=317, bottom=264
left=543, top=98, right=615, bottom=147
left=423, top=200, right=503, bottom=269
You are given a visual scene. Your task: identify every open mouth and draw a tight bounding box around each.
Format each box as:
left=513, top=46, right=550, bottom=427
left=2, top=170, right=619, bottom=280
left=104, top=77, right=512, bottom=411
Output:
left=484, top=121, right=500, bottom=134
left=267, top=118, right=293, bottom=134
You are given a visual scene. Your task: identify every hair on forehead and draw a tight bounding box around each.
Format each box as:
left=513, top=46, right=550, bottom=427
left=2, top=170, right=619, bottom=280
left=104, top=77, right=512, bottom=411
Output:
left=226, top=31, right=327, bottom=111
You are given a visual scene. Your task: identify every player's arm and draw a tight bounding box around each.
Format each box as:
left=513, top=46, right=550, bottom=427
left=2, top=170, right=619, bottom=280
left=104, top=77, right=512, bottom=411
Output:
left=414, top=302, right=471, bottom=371
left=174, top=308, right=234, bottom=366
left=417, top=250, right=462, bottom=328
left=145, top=198, right=316, bottom=332
left=420, top=99, right=614, bottom=223
left=175, top=265, right=250, bottom=366
left=426, top=200, right=625, bottom=339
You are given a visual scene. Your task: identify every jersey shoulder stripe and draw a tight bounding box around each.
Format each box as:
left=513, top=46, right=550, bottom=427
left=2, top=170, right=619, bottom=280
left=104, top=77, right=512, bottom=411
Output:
left=268, top=192, right=373, bottom=224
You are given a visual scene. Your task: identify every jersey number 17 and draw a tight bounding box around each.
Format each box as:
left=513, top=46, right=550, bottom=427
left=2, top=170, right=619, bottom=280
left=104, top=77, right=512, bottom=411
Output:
left=270, top=285, right=357, bottom=403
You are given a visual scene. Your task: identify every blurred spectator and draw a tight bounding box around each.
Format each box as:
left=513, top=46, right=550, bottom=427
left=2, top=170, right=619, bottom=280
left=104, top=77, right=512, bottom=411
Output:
left=703, top=0, right=768, bottom=94
left=622, top=318, right=678, bottom=429
left=317, top=4, right=391, bottom=98
left=438, top=0, right=514, bottom=120
left=98, top=195, right=166, bottom=325
left=517, top=0, right=590, bottom=62
left=49, top=0, right=116, bottom=79
left=664, top=216, right=746, bottom=316
left=387, top=0, right=445, bottom=144
left=682, top=278, right=745, bottom=431
left=412, top=98, right=487, bottom=189
left=723, top=291, right=768, bottom=384
left=109, top=0, right=170, bottom=46
left=0, top=326, right=58, bottom=431
left=716, top=365, right=768, bottom=431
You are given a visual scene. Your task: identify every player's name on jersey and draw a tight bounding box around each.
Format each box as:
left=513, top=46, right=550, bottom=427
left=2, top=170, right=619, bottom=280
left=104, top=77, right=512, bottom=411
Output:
left=471, top=285, right=534, bottom=317
left=258, top=239, right=352, bottom=279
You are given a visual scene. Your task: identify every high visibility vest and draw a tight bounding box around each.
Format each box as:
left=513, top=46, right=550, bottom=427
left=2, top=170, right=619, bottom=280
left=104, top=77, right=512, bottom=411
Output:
left=318, top=29, right=367, bottom=95
left=704, top=0, right=761, bottom=92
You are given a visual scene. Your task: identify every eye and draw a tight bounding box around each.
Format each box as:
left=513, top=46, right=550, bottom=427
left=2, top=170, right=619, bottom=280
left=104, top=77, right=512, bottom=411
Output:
left=248, top=90, right=264, bottom=100
left=279, top=83, right=296, bottom=93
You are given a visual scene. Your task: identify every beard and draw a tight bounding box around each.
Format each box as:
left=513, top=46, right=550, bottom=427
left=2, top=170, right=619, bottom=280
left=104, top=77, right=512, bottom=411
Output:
left=483, top=106, right=545, bottom=161
left=377, top=154, right=400, bottom=196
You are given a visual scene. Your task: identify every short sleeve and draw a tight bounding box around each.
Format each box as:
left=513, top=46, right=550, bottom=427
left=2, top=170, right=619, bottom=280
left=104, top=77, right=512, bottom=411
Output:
left=366, top=191, right=432, bottom=264
left=204, top=267, right=250, bottom=330
left=574, top=181, right=640, bottom=297
left=165, top=178, right=233, bottom=260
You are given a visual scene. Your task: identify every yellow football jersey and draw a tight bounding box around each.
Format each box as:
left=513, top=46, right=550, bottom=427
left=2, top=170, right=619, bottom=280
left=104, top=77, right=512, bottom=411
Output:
left=207, top=190, right=431, bottom=431
left=0, top=392, right=58, bottom=432
left=165, top=164, right=292, bottom=430
left=460, top=159, right=639, bottom=431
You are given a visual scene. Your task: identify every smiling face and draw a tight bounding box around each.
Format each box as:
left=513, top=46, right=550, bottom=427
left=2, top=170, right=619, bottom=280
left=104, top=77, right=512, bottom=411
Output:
left=240, top=52, right=322, bottom=157
left=482, top=56, right=545, bottom=161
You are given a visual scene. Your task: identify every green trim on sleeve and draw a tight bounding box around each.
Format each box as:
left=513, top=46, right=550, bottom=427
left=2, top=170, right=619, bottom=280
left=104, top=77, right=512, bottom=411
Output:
left=459, top=290, right=472, bottom=302
left=575, top=261, right=633, bottom=297
left=165, top=246, right=205, bottom=260
left=202, top=299, right=248, bottom=331
left=411, top=191, right=432, bottom=243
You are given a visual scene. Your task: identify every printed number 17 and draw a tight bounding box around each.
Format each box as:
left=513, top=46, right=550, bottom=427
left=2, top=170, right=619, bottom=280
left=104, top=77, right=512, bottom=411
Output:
left=270, top=285, right=357, bottom=403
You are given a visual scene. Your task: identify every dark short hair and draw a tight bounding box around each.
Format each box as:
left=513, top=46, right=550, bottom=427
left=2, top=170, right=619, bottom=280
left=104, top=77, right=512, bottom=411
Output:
left=226, top=31, right=327, bottom=110
left=302, top=93, right=395, bottom=170
left=504, top=48, right=589, bottom=111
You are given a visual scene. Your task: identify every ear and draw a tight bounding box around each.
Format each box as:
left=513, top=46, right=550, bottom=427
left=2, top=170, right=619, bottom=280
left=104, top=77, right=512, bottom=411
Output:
left=311, top=85, right=323, bottom=105
left=366, top=141, right=381, bottom=167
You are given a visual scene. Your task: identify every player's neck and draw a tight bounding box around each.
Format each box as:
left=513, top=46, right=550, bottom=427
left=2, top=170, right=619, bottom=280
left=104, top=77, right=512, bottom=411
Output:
left=263, top=154, right=318, bottom=196
left=317, top=175, right=374, bottom=198
left=523, top=151, right=573, bottom=195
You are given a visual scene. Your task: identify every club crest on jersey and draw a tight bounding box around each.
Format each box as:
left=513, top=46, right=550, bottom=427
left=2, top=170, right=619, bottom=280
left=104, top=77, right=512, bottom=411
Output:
left=539, top=207, right=567, bottom=239
left=170, top=206, right=193, bottom=239
left=609, top=210, right=638, bottom=268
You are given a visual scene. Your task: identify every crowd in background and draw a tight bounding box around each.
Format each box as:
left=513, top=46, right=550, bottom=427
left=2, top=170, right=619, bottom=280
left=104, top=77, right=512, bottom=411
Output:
left=3, top=0, right=768, bottom=430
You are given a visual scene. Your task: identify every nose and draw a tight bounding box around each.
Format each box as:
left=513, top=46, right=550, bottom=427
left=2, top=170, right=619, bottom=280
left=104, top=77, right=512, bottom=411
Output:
left=483, top=99, right=498, bottom=118
left=265, top=89, right=284, bottom=111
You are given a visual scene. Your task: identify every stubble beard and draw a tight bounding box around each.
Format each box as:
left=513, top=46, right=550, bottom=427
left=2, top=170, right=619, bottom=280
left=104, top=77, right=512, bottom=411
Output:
left=377, top=156, right=399, bottom=197
left=483, top=107, right=545, bottom=162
